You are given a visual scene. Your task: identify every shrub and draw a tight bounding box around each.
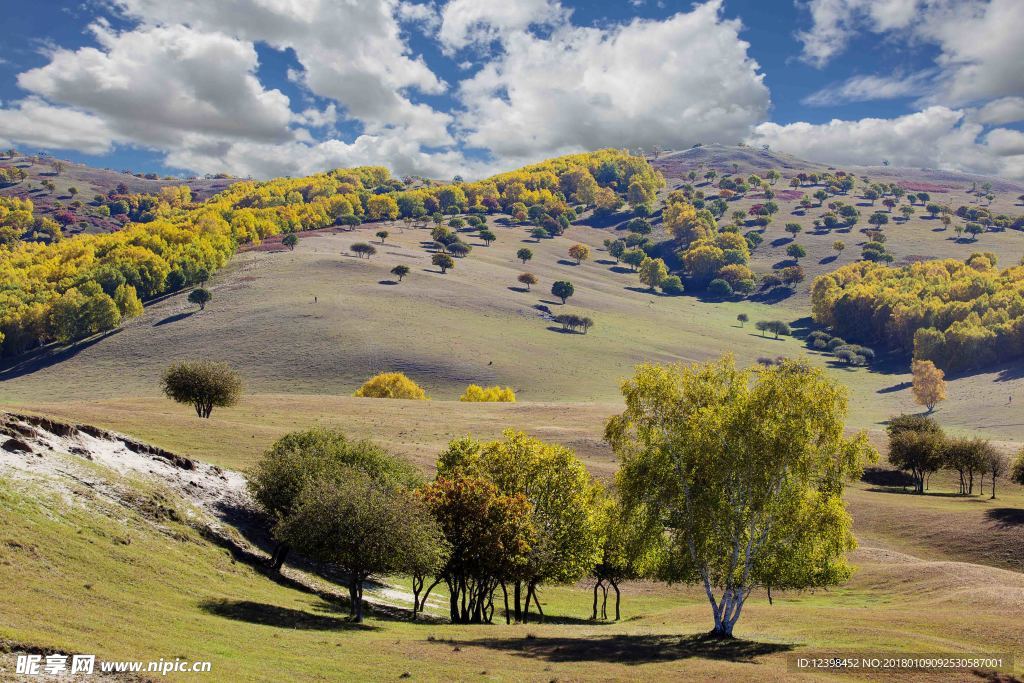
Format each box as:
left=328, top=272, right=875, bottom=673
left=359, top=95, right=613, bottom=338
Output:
left=460, top=384, right=516, bottom=402
left=660, top=275, right=684, bottom=295
left=707, top=278, right=733, bottom=298
left=354, top=372, right=427, bottom=400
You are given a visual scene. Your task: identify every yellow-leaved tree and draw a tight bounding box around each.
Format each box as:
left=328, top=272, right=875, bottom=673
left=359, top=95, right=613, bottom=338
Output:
left=459, top=384, right=516, bottom=402
left=911, top=359, right=946, bottom=413
left=353, top=372, right=427, bottom=400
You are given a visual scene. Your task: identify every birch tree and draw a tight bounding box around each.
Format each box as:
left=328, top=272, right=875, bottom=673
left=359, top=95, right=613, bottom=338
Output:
left=606, top=356, right=876, bottom=638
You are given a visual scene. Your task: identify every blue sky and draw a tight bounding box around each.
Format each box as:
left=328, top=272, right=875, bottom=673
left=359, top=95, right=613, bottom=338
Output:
left=0, top=0, right=1021, bottom=179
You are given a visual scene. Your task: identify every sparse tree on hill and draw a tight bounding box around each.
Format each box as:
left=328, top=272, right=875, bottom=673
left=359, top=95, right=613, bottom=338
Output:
left=832, top=240, right=845, bottom=256
left=188, top=287, right=212, bottom=310
left=786, top=243, right=806, bottom=261
left=785, top=223, right=801, bottom=238
left=551, top=280, right=575, bottom=304
left=517, top=248, right=533, bottom=264
left=376, top=230, right=389, bottom=243
left=161, top=360, right=242, bottom=419
left=432, top=253, right=454, bottom=273
left=282, top=233, right=299, bottom=250
left=391, top=265, right=410, bottom=282
left=984, top=449, right=1006, bottom=499
left=531, top=227, right=549, bottom=242
left=868, top=212, right=889, bottom=231
left=568, top=243, right=591, bottom=265
left=518, top=272, right=538, bottom=291
left=737, top=313, right=748, bottom=327
left=351, top=242, right=377, bottom=258
left=912, top=359, right=946, bottom=413
left=607, top=357, right=876, bottom=638
left=479, top=229, right=496, bottom=246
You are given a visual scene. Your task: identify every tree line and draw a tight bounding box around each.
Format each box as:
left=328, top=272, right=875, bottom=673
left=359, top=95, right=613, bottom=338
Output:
left=811, top=253, right=1024, bottom=372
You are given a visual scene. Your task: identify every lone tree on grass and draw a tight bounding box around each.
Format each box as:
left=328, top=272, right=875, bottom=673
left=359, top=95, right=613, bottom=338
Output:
left=784, top=223, right=801, bottom=238
left=911, top=359, right=946, bottom=413
left=188, top=287, right=212, bottom=310
left=432, top=252, right=454, bottom=273
left=479, top=229, right=496, bottom=246
left=568, top=243, right=591, bottom=265
left=832, top=240, right=845, bottom=256
left=391, top=265, right=410, bottom=282
left=551, top=280, right=574, bottom=304
left=282, top=233, right=299, bottom=250
left=607, top=356, right=876, bottom=638
left=518, top=272, right=538, bottom=290
left=517, top=248, right=533, bottom=264
left=786, top=243, right=806, bottom=262
left=531, top=227, right=549, bottom=242
left=736, top=313, right=748, bottom=327
left=161, top=361, right=242, bottom=419
left=246, top=427, right=422, bottom=571
left=376, top=230, right=389, bottom=243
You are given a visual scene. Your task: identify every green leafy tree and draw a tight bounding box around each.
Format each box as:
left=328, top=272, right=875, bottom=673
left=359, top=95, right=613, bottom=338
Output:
left=786, top=243, right=806, bottom=261
left=551, top=280, right=574, bottom=304
left=160, top=360, right=242, bottom=419
left=887, top=415, right=945, bottom=494
left=277, top=472, right=445, bottom=621
left=432, top=252, right=454, bottom=273
left=376, top=230, right=389, bottom=243
left=188, top=287, right=212, bottom=310
left=737, top=313, right=748, bottom=327
left=282, top=233, right=299, bottom=250
left=247, top=427, right=422, bottom=570
left=606, top=357, right=876, bottom=637
left=390, top=264, right=410, bottom=282
left=479, top=229, right=496, bottom=245
left=517, top=248, right=533, bottom=264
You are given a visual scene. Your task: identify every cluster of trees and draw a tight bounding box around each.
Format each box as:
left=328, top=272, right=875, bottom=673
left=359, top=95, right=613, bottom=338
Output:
left=0, top=150, right=662, bottom=357
left=0, top=165, right=27, bottom=186
left=459, top=385, right=516, bottom=402
left=811, top=254, right=1024, bottom=372
left=244, top=357, right=877, bottom=637
left=886, top=415, right=1007, bottom=497
left=754, top=320, right=791, bottom=339
left=353, top=372, right=428, bottom=400
left=552, top=313, right=594, bottom=334
left=806, top=330, right=876, bottom=366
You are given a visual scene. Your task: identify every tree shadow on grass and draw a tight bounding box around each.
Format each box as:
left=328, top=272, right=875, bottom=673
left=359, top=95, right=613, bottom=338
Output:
left=986, top=508, right=1024, bottom=529
left=546, top=326, right=585, bottom=335
left=0, top=329, right=122, bottom=381
left=596, top=259, right=617, bottom=266
left=609, top=266, right=633, bottom=274
left=199, top=599, right=376, bottom=631
left=557, top=259, right=580, bottom=266
left=877, top=381, right=911, bottom=394
left=508, top=286, right=529, bottom=293
left=378, top=279, right=399, bottom=285
left=459, top=633, right=793, bottom=665
left=819, top=255, right=838, bottom=265
left=153, top=311, right=196, bottom=326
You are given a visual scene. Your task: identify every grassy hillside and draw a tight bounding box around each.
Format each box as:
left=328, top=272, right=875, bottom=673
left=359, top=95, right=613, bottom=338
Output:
left=0, top=151, right=236, bottom=236
left=4, top=217, right=1024, bottom=441
left=2, top=425, right=1023, bottom=682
